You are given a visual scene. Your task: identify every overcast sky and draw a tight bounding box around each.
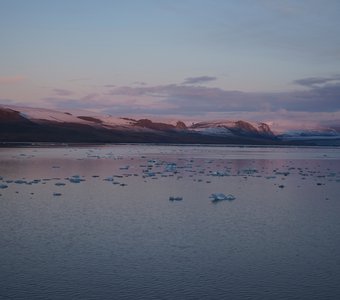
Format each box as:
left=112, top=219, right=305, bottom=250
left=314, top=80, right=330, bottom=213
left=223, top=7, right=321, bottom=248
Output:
left=1, top=0, right=340, bottom=128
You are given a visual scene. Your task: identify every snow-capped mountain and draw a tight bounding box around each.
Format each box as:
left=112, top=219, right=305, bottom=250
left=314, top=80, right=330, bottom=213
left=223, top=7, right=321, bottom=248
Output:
left=0, top=104, right=339, bottom=145
left=190, top=120, right=275, bottom=138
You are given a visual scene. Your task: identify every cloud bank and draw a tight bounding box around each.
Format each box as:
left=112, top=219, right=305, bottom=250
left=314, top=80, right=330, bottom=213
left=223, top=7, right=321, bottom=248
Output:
left=53, top=88, right=74, bottom=96
left=28, top=74, right=340, bottom=129
left=182, top=76, right=217, bottom=85
left=102, top=75, right=340, bottom=114
left=293, top=74, right=340, bottom=87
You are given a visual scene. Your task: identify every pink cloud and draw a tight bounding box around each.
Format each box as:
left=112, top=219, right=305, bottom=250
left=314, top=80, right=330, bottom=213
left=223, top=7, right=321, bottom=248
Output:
left=38, top=74, right=340, bottom=129
left=0, top=75, right=25, bottom=84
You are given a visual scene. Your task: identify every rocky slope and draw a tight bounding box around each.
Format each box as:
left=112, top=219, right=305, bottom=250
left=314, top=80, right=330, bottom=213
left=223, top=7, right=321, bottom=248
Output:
left=1, top=105, right=339, bottom=145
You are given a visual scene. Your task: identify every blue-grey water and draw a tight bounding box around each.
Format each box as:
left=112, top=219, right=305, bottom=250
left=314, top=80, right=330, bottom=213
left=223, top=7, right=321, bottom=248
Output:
left=1, top=145, right=340, bottom=300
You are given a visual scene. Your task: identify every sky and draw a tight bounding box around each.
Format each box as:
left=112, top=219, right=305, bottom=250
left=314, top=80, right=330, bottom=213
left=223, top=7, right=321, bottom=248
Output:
left=1, top=0, right=340, bottom=129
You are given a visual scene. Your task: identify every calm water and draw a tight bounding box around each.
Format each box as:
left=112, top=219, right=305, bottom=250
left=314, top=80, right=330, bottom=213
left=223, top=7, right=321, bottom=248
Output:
left=1, top=145, right=340, bottom=300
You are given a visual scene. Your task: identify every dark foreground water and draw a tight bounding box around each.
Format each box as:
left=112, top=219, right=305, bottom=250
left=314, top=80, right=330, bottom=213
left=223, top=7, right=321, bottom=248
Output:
left=1, top=145, right=340, bottom=300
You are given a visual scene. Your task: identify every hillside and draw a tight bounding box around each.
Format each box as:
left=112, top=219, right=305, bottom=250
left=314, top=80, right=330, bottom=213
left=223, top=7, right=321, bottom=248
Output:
left=1, top=105, right=339, bottom=146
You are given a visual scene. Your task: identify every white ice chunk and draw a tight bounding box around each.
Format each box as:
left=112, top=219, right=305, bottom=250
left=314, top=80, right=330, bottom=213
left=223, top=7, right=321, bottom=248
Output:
left=103, top=177, right=115, bottom=182
left=165, top=163, right=177, bottom=172
left=68, top=175, right=85, bottom=183
left=210, top=193, right=236, bottom=202
left=14, top=179, right=27, bottom=184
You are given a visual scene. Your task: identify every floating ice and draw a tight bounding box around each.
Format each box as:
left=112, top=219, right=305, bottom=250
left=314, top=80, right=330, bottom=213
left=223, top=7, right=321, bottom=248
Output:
left=143, top=171, right=156, bottom=177
left=211, top=171, right=229, bottom=177
left=210, top=193, right=235, bottom=202
left=14, top=179, right=27, bottom=184
left=69, top=178, right=82, bottom=183
left=165, top=163, right=177, bottom=172
left=103, top=177, right=115, bottom=182
left=169, top=196, right=183, bottom=201
left=240, top=168, right=258, bottom=175
left=68, top=175, right=85, bottom=183
left=275, top=171, right=290, bottom=176
left=119, top=166, right=130, bottom=170
left=30, top=179, right=41, bottom=184
left=148, top=159, right=158, bottom=164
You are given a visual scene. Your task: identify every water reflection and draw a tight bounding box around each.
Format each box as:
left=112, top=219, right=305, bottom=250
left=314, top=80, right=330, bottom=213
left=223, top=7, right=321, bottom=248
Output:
left=0, top=145, right=340, bottom=300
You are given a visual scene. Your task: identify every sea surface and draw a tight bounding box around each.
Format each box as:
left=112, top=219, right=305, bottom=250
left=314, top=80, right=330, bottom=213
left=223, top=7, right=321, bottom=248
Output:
left=1, top=145, right=340, bottom=300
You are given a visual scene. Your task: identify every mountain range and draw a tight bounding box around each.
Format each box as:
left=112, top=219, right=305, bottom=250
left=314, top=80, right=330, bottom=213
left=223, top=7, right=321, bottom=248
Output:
left=1, top=105, right=340, bottom=146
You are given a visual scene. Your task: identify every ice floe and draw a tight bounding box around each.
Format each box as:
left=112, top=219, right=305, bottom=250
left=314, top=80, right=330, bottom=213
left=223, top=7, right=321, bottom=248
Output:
left=0, top=184, right=8, bottom=189
left=210, top=193, right=236, bottom=202
left=67, top=175, right=85, bottom=183
left=165, top=163, right=177, bottom=172
left=169, top=196, right=183, bottom=201
left=14, top=179, right=27, bottom=184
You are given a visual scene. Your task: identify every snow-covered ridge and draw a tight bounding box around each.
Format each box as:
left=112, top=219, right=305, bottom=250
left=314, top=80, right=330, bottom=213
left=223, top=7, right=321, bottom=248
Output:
left=2, top=104, right=340, bottom=143
left=18, top=107, right=90, bottom=124
left=190, top=120, right=274, bottom=137
left=2, top=105, right=264, bottom=133
left=3, top=104, right=133, bottom=127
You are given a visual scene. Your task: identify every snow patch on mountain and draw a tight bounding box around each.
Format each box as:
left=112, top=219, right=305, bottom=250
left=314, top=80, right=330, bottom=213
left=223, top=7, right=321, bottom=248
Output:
left=4, top=105, right=89, bottom=124
left=3, top=104, right=340, bottom=143
left=3, top=105, right=133, bottom=127
left=190, top=120, right=274, bottom=137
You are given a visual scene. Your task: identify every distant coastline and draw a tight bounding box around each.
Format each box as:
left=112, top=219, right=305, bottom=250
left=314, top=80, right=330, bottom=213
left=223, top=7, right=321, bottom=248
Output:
left=1, top=105, right=340, bottom=147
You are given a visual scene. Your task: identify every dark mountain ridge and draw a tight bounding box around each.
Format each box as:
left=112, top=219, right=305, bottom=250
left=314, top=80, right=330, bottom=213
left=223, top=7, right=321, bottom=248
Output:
left=1, top=105, right=339, bottom=146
